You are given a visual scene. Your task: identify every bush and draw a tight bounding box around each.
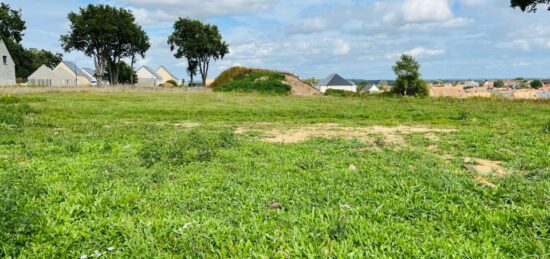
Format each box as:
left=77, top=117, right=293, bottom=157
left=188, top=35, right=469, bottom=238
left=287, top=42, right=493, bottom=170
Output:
left=324, top=89, right=359, bottom=97
left=391, top=78, right=429, bottom=97
left=138, top=129, right=238, bottom=167
left=166, top=80, right=178, bottom=87
left=213, top=71, right=291, bottom=94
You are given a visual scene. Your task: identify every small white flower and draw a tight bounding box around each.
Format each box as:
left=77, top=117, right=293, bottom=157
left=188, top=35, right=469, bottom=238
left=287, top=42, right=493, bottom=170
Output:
left=80, top=255, right=88, bottom=259
left=107, top=247, right=115, bottom=252
left=181, top=222, right=193, bottom=229
left=92, top=251, right=102, bottom=257
left=340, top=204, right=352, bottom=209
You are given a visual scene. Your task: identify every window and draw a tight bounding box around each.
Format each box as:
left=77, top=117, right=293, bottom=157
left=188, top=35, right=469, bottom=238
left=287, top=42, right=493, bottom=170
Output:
left=2, top=56, right=6, bottom=65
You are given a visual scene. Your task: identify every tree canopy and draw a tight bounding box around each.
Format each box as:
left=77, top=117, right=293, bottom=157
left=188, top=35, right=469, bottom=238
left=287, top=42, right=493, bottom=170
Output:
left=511, top=0, right=550, bottom=12
left=168, top=18, right=229, bottom=87
left=530, top=79, right=543, bottom=89
left=391, top=55, right=429, bottom=96
left=1, top=3, right=62, bottom=80
left=61, top=5, right=150, bottom=86
left=0, top=3, right=26, bottom=44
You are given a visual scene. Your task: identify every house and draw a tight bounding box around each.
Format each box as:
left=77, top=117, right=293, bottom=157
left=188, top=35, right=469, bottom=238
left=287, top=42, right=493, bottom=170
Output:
left=54, top=61, right=96, bottom=86
left=317, top=74, right=357, bottom=93
left=363, top=84, right=381, bottom=93
left=0, top=38, right=16, bottom=86
left=28, top=65, right=64, bottom=86
left=136, top=66, right=162, bottom=87
left=81, top=68, right=98, bottom=86
left=155, top=66, right=179, bottom=85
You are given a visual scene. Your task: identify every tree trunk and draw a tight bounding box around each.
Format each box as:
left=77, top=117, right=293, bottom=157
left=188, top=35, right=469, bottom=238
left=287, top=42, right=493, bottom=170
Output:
left=130, top=55, right=135, bottom=86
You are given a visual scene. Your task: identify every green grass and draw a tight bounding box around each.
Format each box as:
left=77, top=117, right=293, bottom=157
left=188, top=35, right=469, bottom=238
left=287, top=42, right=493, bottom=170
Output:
left=212, top=68, right=291, bottom=94
left=1, top=92, right=549, bottom=257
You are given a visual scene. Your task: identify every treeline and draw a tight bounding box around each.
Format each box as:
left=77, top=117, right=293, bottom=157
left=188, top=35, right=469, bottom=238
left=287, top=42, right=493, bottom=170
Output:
left=1, top=3, right=229, bottom=86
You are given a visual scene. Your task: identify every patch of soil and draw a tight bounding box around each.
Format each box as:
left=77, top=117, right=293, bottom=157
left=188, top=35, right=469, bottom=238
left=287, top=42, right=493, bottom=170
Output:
left=236, top=123, right=456, bottom=145
left=464, top=157, right=506, bottom=176
left=283, top=75, right=320, bottom=96
left=474, top=176, right=497, bottom=188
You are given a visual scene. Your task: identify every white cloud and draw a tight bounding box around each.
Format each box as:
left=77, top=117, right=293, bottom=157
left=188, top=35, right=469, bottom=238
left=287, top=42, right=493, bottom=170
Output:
left=333, top=39, right=351, bottom=55
left=401, top=0, right=454, bottom=23
left=288, top=17, right=331, bottom=34
left=120, top=0, right=278, bottom=23
left=406, top=47, right=445, bottom=57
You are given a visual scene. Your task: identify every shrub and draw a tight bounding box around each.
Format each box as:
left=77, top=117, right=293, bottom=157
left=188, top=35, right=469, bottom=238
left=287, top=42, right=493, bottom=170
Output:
left=324, top=89, right=359, bottom=97
left=166, top=80, right=178, bottom=87
left=213, top=71, right=291, bottom=94
left=139, top=129, right=238, bottom=167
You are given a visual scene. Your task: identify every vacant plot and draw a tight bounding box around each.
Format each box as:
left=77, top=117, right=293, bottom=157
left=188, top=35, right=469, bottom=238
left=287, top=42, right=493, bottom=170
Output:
left=1, top=92, right=549, bottom=257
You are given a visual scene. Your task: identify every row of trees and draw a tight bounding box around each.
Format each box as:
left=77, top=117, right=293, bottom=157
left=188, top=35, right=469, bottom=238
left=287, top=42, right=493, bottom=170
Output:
left=61, top=5, right=228, bottom=87
left=0, top=3, right=63, bottom=81
left=60, top=5, right=150, bottom=86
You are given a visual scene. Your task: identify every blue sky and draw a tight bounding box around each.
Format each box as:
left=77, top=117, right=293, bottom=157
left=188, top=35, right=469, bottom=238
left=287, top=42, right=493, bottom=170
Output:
left=5, top=0, right=550, bottom=80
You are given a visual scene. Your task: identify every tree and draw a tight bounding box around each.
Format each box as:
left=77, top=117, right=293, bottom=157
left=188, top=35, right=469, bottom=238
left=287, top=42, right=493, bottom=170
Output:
left=28, top=49, right=63, bottom=70
left=391, top=54, right=429, bottom=96
left=494, top=80, right=505, bottom=88
left=1, top=4, right=62, bottom=80
left=106, top=62, right=137, bottom=84
left=531, top=79, right=543, bottom=89
left=105, top=8, right=150, bottom=85
left=61, top=5, right=149, bottom=86
left=304, top=77, right=320, bottom=87
left=168, top=18, right=229, bottom=87
left=187, top=59, right=198, bottom=86
left=511, top=0, right=550, bottom=12
left=0, top=3, right=26, bottom=44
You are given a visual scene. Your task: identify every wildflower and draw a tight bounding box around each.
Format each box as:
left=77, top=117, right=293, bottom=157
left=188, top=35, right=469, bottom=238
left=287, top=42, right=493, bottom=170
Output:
left=92, top=250, right=102, bottom=257
left=80, top=255, right=88, bottom=259
left=107, top=247, right=115, bottom=252
left=340, top=204, right=352, bottom=210
left=181, top=222, right=193, bottom=230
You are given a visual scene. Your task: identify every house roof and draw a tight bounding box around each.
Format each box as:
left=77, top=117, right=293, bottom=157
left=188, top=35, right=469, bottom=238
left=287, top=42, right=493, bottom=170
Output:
left=139, top=66, right=162, bottom=79
left=157, top=66, right=179, bottom=80
left=319, top=74, right=354, bottom=86
left=61, top=61, right=84, bottom=76
left=80, top=68, right=97, bottom=82
left=364, top=84, right=379, bottom=91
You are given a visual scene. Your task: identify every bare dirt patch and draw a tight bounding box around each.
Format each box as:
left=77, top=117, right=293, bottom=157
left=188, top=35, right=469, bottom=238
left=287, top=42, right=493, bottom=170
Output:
left=474, top=176, right=497, bottom=188
left=236, top=123, right=456, bottom=145
left=283, top=75, right=320, bottom=96
left=463, top=157, right=506, bottom=176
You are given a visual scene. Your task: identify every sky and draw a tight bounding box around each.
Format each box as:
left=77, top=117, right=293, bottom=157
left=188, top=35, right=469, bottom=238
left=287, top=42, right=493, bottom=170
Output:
left=5, top=0, right=550, bottom=80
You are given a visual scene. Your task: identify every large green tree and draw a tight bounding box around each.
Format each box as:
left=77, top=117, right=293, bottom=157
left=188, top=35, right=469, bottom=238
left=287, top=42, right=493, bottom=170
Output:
left=0, top=3, right=26, bottom=43
left=168, top=18, right=229, bottom=87
left=105, top=8, right=150, bottom=85
left=1, top=3, right=62, bottom=80
left=391, top=55, right=429, bottom=96
left=511, top=0, right=550, bottom=12
left=61, top=5, right=149, bottom=86
left=106, top=62, right=137, bottom=85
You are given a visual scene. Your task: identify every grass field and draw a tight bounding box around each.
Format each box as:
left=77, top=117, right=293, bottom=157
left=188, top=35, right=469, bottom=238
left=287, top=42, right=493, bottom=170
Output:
left=1, top=92, right=549, bottom=257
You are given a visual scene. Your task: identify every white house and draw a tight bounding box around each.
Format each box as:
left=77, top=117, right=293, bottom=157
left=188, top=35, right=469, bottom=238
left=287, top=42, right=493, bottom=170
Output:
left=28, top=65, right=64, bottom=86
left=0, top=38, right=16, bottom=86
left=155, top=66, right=179, bottom=85
left=136, top=66, right=162, bottom=87
left=54, top=61, right=96, bottom=86
left=318, top=74, right=357, bottom=93
left=363, top=84, right=381, bottom=93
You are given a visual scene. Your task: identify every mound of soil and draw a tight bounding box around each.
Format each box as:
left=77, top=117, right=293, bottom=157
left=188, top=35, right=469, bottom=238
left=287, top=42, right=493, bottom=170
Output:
left=283, top=75, right=320, bottom=96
